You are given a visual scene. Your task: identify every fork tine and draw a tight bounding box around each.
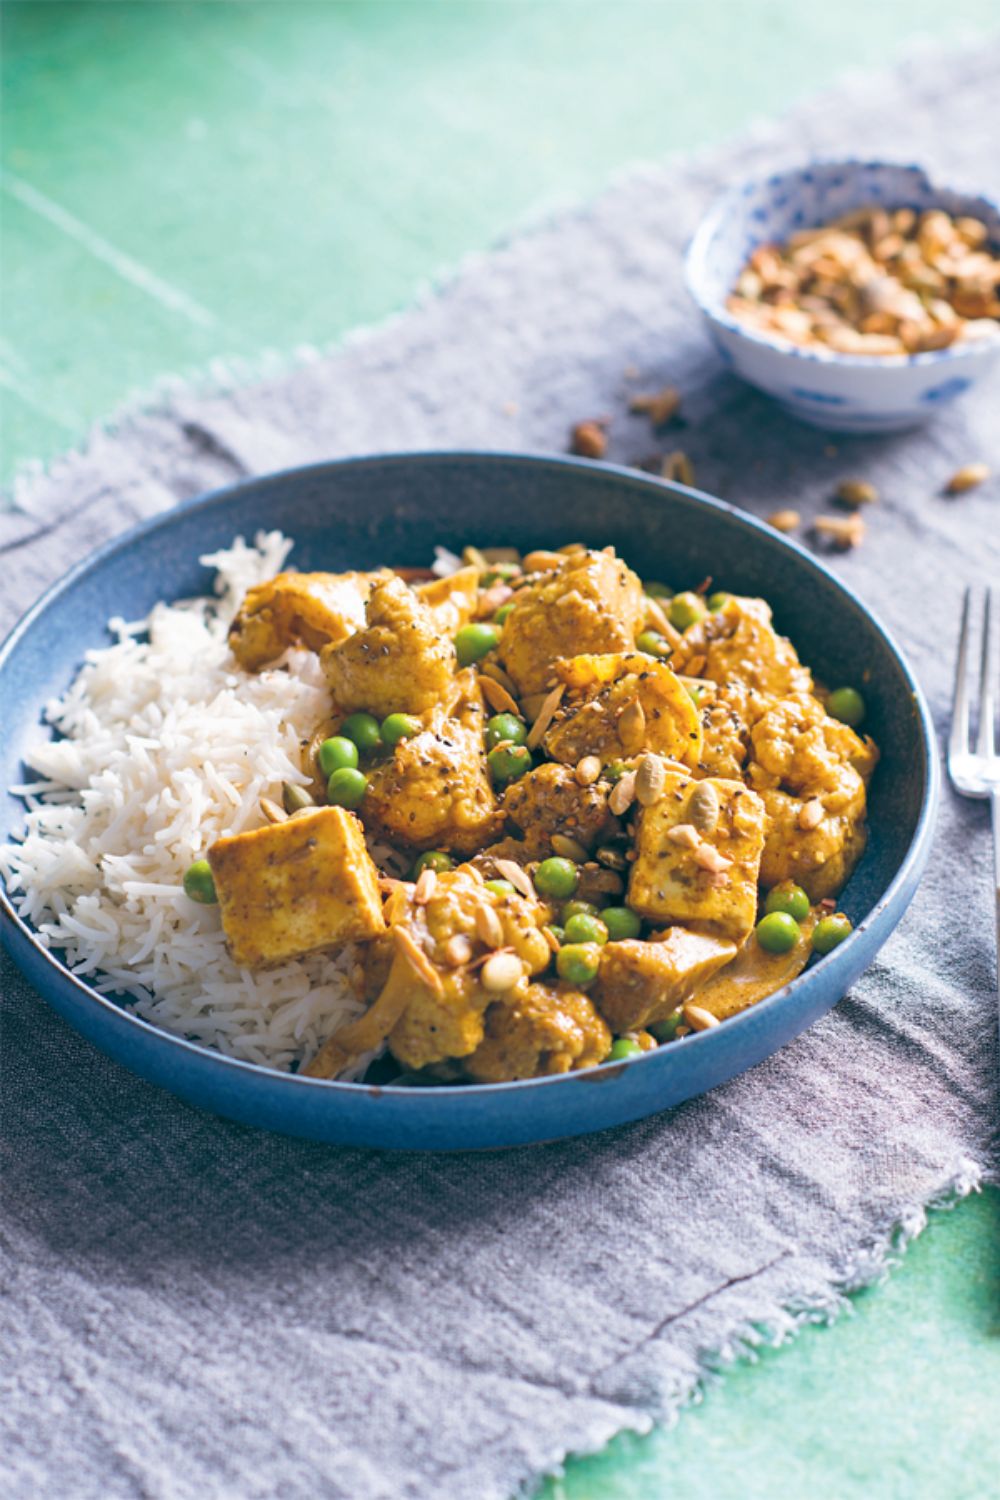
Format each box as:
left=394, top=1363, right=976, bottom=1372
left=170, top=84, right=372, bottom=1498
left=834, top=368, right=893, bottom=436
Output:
left=949, top=587, right=973, bottom=763
left=976, top=587, right=996, bottom=760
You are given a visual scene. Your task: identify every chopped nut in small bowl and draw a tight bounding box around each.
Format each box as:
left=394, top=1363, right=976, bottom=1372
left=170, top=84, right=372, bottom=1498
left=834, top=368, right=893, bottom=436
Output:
left=684, top=161, right=1000, bottom=432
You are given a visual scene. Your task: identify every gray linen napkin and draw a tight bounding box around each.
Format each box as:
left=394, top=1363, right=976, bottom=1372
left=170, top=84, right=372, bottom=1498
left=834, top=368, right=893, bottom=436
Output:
left=3, top=41, right=999, bottom=1500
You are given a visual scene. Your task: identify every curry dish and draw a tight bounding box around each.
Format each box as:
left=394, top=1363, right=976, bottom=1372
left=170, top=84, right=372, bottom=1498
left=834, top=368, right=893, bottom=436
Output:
left=192, top=543, right=876, bottom=1083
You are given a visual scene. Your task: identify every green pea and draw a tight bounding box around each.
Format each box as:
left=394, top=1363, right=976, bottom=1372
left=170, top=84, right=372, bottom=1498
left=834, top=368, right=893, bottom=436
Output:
left=669, top=591, right=708, bottom=631
left=563, top=912, right=609, bottom=946
left=755, top=911, right=800, bottom=954
left=812, top=913, right=853, bottom=955
left=494, top=602, right=515, bottom=626
left=556, top=941, right=601, bottom=986
left=183, top=859, right=217, bottom=904
left=454, top=622, right=500, bottom=667
left=826, top=686, right=866, bottom=728
left=600, top=905, right=642, bottom=941
left=318, top=735, right=359, bottom=777
left=685, top=683, right=704, bottom=706
left=649, top=1010, right=684, bottom=1042
left=707, top=591, right=731, bottom=611
left=381, top=712, right=422, bottom=746
left=487, top=742, right=532, bottom=785
left=764, top=882, right=811, bottom=922
left=485, top=712, right=528, bottom=750
left=413, top=850, right=454, bottom=877
left=483, top=562, right=520, bottom=585
left=326, top=767, right=369, bottom=809
left=636, top=629, right=671, bottom=658
left=562, top=899, right=599, bottom=922
left=340, top=712, right=383, bottom=755
left=603, top=760, right=629, bottom=784
left=484, top=878, right=516, bottom=898
left=644, top=580, right=673, bottom=599
left=608, top=1037, right=644, bottom=1061
left=534, top=856, right=580, bottom=899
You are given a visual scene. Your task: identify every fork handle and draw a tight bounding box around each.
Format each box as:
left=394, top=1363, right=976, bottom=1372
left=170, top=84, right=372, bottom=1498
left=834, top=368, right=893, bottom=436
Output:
left=993, top=788, right=1000, bottom=1018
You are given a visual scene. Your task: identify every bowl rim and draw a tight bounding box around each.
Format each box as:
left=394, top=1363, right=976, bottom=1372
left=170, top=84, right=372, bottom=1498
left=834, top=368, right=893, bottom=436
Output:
left=684, top=157, right=1000, bottom=370
left=0, top=449, right=941, bottom=1104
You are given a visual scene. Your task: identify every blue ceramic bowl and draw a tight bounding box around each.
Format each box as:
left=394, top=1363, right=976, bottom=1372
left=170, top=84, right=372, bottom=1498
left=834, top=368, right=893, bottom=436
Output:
left=685, top=160, right=1000, bottom=432
left=0, top=453, right=938, bottom=1150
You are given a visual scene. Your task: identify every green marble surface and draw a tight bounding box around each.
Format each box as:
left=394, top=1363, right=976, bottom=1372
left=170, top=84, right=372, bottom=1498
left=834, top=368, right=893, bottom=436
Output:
left=3, top=4, right=998, bottom=1496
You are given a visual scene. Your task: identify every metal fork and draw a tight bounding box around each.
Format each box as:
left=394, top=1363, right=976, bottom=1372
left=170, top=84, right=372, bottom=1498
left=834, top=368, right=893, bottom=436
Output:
left=948, top=588, right=1000, bottom=1011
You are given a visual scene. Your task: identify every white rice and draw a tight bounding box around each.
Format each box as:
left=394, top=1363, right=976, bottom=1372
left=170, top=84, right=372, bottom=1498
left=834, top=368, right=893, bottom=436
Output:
left=0, top=532, right=372, bottom=1076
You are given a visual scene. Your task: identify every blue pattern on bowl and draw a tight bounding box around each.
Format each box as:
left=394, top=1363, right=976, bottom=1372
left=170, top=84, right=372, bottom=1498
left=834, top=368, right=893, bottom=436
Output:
left=685, top=161, right=1000, bottom=432
left=0, top=454, right=939, bottom=1149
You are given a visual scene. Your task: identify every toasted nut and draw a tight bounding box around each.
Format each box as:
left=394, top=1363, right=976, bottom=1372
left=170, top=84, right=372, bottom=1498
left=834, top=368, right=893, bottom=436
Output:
left=494, top=859, right=536, bottom=899
left=480, top=660, right=520, bottom=697
left=629, top=385, right=681, bottom=427
left=413, top=868, right=438, bottom=905
left=634, top=753, right=667, bottom=806
left=618, top=697, right=647, bottom=753
left=798, top=798, right=825, bottom=830
left=682, top=1003, right=720, bottom=1031
left=527, top=683, right=566, bottom=749
left=836, top=479, right=879, bottom=508
left=551, top=833, right=588, bottom=863
left=475, top=904, right=505, bottom=949
left=767, top=508, right=801, bottom=533
left=462, top=545, right=489, bottom=570
left=945, top=462, right=990, bottom=493
left=481, top=951, right=525, bottom=992
left=259, top=797, right=287, bottom=825
left=575, top=755, right=602, bottom=786
left=608, top=770, right=637, bottom=816
left=587, top=867, right=625, bottom=895
left=479, top=674, right=520, bottom=715
left=570, top=420, right=609, bottom=459
left=595, top=844, right=628, bottom=871
left=523, top=549, right=566, bottom=573
left=443, top=934, right=474, bottom=967
left=282, top=781, right=315, bottom=815
left=692, top=843, right=732, bottom=875
left=542, top=925, right=562, bottom=954
left=687, top=782, right=720, bottom=834
left=813, top=514, right=866, bottom=549
left=394, top=926, right=444, bottom=995
left=662, top=450, right=695, bottom=486
left=666, top=823, right=701, bottom=849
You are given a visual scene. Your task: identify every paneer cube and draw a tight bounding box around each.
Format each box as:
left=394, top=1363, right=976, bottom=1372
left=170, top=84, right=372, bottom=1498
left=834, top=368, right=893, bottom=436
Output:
left=594, top=930, right=738, bottom=1032
left=627, top=770, right=766, bottom=944
left=322, top=574, right=455, bottom=717
left=499, top=549, right=644, bottom=697
left=208, top=806, right=385, bottom=969
left=228, top=570, right=381, bottom=671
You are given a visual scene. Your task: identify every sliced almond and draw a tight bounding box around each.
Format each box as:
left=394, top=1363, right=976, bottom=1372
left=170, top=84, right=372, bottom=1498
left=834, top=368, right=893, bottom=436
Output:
left=813, top=514, right=866, bottom=550
left=662, top=450, right=695, bottom=486
left=644, top=595, right=682, bottom=645
left=527, top=683, right=566, bottom=749
left=494, top=858, right=535, bottom=900
left=522, top=549, right=564, bottom=573
left=945, top=462, right=990, bottom=494
left=480, top=660, right=520, bottom=697
left=259, top=796, right=287, bottom=825
left=413, top=867, right=438, bottom=905
left=629, top=385, right=681, bottom=427
left=542, top=925, right=562, bottom=954
left=393, top=926, right=444, bottom=995
left=766, top=508, right=801, bottom=533
left=692, top=843, right=732, bottom=875
left=479, top=674, right=520, bottom=715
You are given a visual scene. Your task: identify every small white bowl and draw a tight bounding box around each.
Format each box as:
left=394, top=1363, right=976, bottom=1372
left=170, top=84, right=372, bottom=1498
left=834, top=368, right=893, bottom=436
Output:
left=684, top=160, right=1000, bottom=432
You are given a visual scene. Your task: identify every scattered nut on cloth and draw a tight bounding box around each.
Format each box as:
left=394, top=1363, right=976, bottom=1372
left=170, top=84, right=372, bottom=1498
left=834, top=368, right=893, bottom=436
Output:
left=2, top=40, right=999, bottom=1500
